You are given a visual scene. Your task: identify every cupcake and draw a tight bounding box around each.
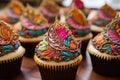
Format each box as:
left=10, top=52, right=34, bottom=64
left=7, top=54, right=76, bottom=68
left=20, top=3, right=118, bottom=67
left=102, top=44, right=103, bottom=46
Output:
left=0, top=0, right=24, bottom=24
left=74, top=0, right=91, bottom=17
left=14, top=6, right=48, bottom=58
left=40, top=0, right=61, bottom=24
left=34, top=20, right=82, bottom=80
left=88, top=4, right=117, bottom=36
left=87, top=15, right=120, bottom=76
left=66, top=6, right=93, bottom=57
left=0, top=20, right=25, bottom=77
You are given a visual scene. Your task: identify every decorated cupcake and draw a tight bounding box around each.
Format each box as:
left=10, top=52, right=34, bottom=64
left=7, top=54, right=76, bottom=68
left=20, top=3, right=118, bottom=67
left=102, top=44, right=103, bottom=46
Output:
left=66, top=6, right=93, bottom=57
left=0, top=20, right=25, bottom=77
left=14, top=6, right=48, bottom=58
left=34, top=20, right=82, bottom=80
left=40, top=0, right=61, bottom=24
left=88, top=4, right=117, bottom=36
left=74, top=0, right=91, bottom=17
left=0, top=0, right=24, bottom=24
left=87, top=15, right=120, bottom=76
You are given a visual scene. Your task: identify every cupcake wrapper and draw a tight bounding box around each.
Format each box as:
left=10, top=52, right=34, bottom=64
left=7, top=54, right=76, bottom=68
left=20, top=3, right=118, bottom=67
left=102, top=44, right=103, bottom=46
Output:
left=21, top=42, right=38, bottom=58
left=34, top=55, right=82, bottom=80
left=0, top=55, right=24, bottom=78
left=81, top=40, right=89, bottom=58
left=88, top=42, right=120, bottom=77
left=89, top=53, right=120, bottom=77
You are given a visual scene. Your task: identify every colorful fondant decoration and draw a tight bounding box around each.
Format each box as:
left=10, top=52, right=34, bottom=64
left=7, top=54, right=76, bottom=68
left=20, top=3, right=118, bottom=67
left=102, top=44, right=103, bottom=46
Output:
left=67, top=7, right=90, bottom=37
left=0, top=21, right=20, bottom=56
left=0, top=0, right=24, bottom=24
left=20, top=5, right=48, bottom=38
left=35, top=20, right=82, bottom=61
left=40, top=0, right=60, bottom=23
left=93, top=15, right=120, bottom=55
left=91, top=4, right=117, bottom=27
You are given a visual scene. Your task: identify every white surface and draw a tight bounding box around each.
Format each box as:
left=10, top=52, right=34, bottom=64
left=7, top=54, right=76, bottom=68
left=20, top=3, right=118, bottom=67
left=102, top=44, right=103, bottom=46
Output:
left=82, top=0, right=120, bottom=10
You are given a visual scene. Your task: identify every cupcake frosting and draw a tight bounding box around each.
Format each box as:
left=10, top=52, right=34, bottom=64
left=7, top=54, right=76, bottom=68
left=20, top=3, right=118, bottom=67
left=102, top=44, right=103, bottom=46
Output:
left=67, top=7, right=90, bottom=37
left=35, top=20, right=82, bottom=62
left=90, top=4, right=117, bottom=27
left=20, top=6, right=48, bottom=38
left=8, top=0, right=24, bottom=18
left=0, top=0, right=24, bottom=24
left=41, top=0, right=60, bottom=17
left=0, top=21, right=20, bottom=56
left=92, top=15, right=120, bottom=55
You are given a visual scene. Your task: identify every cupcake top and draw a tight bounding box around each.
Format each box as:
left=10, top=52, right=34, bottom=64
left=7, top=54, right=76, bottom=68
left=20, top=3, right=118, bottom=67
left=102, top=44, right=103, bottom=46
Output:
left=40, top=0, right=60, bottom=17
left=8, top=0, right=24, bottom=18
left=66, top=7, right=90, bottom=37
left=90, top=4, right=117, bottom=27
left=92, top=15, right=120, bottom=55
left=0, top=21, right=20, bottom=56
left=0, top=0, right=24, bottom=24
left=35, top=20, right=82, bottom=62
left=20, top=5, right=48, bottom=38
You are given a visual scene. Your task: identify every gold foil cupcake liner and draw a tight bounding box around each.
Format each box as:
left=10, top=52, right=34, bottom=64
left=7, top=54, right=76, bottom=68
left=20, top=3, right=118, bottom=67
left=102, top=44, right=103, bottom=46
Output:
left=87, top=42, right=120, bottom=61
left=34, top=54, right=82, bottom=71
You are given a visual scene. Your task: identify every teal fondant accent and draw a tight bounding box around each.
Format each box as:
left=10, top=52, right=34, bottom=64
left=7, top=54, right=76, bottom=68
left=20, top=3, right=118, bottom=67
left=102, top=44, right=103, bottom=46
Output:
left=107, top=48, right=112, bottom=53
left=43, top=29, right=47, bottom=33
left=117, top=46, right=120, bottom=49
left=66, top=57, right=71, bottom=61
left=37, top=30, right=43, bottom=35
left=104, top=20, right=109, bottom=25
left=74, top=51, right=79, bottom=57
left=12, top=18, right=19, bottom=23
left=15, top=43, right=19, bottom=49
left=0, top=42, right=20, bottom=54
left=110, top=26, right=115, bottom=30
left=85, top=29, right=90, bottom=34
left=102, top=43, right=111, bottom=48
left=77, top=29, right=84, bottom=35
left=4, top=45, right=14, bottom=50
left=20, top=32, right=25, bottom=37
left=62, top=55, right=65, bottom=59
left=94, top=20, right=101, bottom=26
left=29, top=30, right=36, bottom=36
left=62, top=51, right=73, bottom=57
left=62, top=50, right=80, bottom=61
left=77, top=29, right=90, bottom=36
left=68, top=36, right=71, bottom=40
left=64, top=39, right=70, bottom=47
left=4, top=50, right=13, bottom=53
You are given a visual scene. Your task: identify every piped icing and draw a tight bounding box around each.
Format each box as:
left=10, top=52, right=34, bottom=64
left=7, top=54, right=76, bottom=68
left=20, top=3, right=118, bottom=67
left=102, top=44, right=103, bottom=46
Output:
left=0, top=0, right=24, bottom=24
left=35, top=20, right=82, bottom=62
left=0, top=21, right=20, bottom=56
left=74, top=0, right=90, bottom=17
left=20, top=6, right=48, bottom=38
left=67, top=7, right=90, bottom=37
left=90, top=4, right=117, bottom=27
left=40, top=0, right=60, bottom=23
left=92, top=15, right=120, bottom=55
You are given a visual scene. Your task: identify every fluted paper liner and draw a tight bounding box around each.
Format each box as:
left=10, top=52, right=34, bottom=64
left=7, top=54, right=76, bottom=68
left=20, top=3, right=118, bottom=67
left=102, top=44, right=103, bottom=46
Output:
left=34, top=54, right=82, bottom=71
